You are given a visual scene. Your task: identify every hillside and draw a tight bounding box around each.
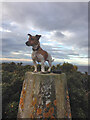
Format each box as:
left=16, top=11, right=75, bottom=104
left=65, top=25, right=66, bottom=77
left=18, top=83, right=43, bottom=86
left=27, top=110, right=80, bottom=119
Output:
left=2, top=62, right=88, bottom=119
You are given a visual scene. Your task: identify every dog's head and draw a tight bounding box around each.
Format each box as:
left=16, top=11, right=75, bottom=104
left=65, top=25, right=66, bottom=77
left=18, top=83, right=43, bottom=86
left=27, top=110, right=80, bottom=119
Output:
left=25, top=34, right=41, bottom=46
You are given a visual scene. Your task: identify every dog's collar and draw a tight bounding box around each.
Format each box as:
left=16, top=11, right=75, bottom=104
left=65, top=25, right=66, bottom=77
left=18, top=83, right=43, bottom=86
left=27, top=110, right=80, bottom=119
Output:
left=32, top=45, right=40, bottom=51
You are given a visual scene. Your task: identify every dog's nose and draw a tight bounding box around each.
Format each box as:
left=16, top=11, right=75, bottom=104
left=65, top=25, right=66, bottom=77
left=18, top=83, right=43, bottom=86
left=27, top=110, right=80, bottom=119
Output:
left=25, top=41, right=30, bottom=46
left=25, top=41, right=28, bottom=45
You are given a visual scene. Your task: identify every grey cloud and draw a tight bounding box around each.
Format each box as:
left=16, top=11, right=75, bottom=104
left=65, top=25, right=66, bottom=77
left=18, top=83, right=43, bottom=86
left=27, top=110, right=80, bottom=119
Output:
left=3, top=2, right=88, bottom=31
left=54, top=31, right=65, bottom=38
left=41, top=44, right=80, bottom=59
left=2, top=2, right=88, bottom=64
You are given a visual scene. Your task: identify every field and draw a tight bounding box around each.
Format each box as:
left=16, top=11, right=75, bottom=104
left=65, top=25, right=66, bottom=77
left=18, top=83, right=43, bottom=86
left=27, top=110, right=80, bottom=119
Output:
left=2, top=62, right=88, bottom=119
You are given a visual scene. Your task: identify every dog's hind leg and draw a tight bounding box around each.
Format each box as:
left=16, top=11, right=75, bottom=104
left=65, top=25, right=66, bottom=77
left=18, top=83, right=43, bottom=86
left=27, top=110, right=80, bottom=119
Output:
left=47, top=53, right=54, bottom=72
left=47, top=61, right=52, bottom=72
left=41, top=60, right=45, bottom=73
left=33, top=60, right=37, bottom=72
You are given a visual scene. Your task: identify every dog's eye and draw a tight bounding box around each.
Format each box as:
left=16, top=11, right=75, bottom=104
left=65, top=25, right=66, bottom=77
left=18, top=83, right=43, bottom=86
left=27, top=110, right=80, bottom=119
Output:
left=31, top=38, right=34, bottom=40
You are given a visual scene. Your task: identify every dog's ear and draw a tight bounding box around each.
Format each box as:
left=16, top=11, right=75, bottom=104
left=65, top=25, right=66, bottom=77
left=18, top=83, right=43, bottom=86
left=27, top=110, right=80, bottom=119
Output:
left=36, top=35, right=41, bottom=40
left=27, top=34, right=32, bottom=37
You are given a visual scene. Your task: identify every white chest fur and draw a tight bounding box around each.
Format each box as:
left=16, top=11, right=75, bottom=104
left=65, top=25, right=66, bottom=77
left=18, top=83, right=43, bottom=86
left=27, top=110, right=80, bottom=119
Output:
left=31, top=51, right=44, bottom=62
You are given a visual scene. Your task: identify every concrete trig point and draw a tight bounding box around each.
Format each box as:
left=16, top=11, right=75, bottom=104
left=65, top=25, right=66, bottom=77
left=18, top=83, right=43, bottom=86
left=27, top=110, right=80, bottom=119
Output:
left=17, top=72, right=72, bottom=119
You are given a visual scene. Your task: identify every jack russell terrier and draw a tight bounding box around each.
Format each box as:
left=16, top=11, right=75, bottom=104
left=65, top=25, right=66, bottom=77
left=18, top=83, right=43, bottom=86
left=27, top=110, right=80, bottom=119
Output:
left=25, top=34, right=54, bottom=73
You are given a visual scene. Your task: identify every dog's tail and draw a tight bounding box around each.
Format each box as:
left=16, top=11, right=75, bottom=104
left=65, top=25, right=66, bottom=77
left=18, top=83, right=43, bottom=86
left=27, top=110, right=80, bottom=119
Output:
left=51, top=59, right=54, bottom=62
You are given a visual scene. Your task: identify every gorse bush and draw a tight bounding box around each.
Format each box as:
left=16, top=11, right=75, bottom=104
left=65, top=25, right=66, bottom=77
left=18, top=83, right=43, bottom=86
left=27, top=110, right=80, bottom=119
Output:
left=2, top=62, right=88, bottom=119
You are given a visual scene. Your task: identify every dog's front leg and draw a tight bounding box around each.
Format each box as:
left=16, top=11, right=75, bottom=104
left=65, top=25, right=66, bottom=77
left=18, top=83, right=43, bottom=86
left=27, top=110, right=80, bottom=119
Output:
left=41, top=60, right=45, bottom=73
left=33, top=60, right=37, bottom=72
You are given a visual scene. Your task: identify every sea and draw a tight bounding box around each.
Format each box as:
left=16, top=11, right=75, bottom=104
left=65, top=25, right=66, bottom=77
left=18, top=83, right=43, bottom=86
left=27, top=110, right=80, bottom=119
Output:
left=77, top=66, right=89, bottom=74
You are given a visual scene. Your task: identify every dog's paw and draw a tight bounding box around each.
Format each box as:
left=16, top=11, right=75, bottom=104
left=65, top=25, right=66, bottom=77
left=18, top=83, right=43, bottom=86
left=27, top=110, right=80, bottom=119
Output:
left=47, top=70, right=51, bottom=73
left=47, top=71, right=51, bottom=73
left=40, top=71, right=46, bottom=74
left=33, top=70, right=37, bottom=73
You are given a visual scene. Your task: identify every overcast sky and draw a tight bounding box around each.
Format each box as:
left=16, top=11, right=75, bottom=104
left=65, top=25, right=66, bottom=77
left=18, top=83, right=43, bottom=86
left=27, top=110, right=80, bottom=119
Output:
left=1, top=2, right=88, bottom=65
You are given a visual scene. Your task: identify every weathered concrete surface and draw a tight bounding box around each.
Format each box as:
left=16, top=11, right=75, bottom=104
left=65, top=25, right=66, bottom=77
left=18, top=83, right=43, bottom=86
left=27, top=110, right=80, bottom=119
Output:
left=17, top=72, right=71, bottom=119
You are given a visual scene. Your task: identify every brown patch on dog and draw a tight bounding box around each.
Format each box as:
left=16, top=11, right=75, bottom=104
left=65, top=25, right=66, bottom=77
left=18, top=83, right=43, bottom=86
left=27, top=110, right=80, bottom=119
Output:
left=37, top=47, right=48, bottom=61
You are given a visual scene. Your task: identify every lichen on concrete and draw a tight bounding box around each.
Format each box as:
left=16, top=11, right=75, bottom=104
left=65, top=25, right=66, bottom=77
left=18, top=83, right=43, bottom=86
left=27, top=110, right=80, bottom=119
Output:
left=17, top=72, right=71, bottom=119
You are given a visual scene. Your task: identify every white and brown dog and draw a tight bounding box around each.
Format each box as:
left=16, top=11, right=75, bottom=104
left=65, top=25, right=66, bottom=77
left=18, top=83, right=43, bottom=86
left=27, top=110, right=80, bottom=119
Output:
left=25, top=34, right=54, bottom=73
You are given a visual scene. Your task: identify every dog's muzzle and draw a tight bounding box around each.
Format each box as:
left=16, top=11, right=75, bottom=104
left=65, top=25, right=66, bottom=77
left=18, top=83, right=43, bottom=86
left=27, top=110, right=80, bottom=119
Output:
left=25, top=41, right=31, bottom=46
